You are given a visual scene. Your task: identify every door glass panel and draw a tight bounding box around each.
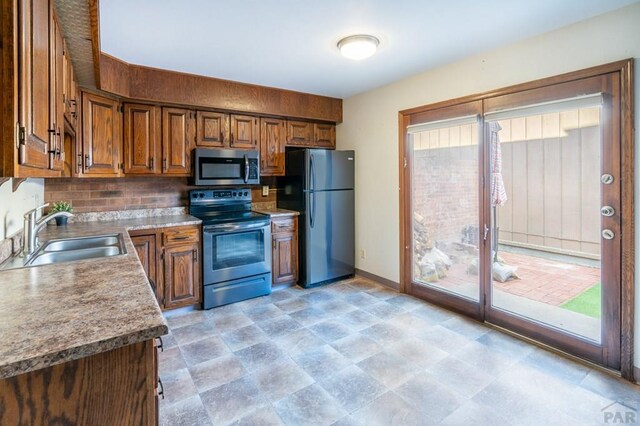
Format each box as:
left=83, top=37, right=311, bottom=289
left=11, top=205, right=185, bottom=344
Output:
left=488, top=105, right=602, bottom=343
left=410, top=120, right=480, bottom=301
left=212, top=230, right=265, bottom=269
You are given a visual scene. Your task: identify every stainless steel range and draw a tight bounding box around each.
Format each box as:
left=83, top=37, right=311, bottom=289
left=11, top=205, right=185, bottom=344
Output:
left=189, top=188, right=271, bottom=309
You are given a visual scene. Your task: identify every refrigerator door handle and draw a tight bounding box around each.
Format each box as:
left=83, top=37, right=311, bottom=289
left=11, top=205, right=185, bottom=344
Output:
left=310, top=191, right=315, bottom=228
left=309, top=153, right=315, bottom=192
left=309, top=153, right=316, bottom=228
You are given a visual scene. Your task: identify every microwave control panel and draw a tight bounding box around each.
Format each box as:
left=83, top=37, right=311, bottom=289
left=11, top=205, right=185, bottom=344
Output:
left=248, top=158, right=259, bottom=179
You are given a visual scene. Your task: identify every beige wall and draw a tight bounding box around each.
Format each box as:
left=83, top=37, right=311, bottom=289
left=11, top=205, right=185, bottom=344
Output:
left=0, top=179, right=45, bottom=240
left=337, top=3, right=640, bottom=367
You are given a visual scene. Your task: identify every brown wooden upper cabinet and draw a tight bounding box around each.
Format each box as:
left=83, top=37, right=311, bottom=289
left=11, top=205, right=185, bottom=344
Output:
left=162, top=107, right=194, bottom=175
left=81, top=92, right=122, bottom=176
left=314, top=123, right=336, bottom=148
left=62, top=40, right=78, bottom=129
left=16, top=0, right=61, bottom=174
left=260, top=118, right=286, bottom=176
left=48, top=10, right=65, bottom=172
left=196, top=111, right=230, bottom=147
left=286, top=120, right=313, bottom=146
left=123, top=103, right=161, bottom=174
left=230, top=114, right=259, bottom=149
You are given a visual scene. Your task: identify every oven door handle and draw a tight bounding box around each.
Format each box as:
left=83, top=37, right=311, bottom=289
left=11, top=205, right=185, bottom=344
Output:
left=244, top=154, right=249, bottom=184
left=204, top=221, right=268, bottom=233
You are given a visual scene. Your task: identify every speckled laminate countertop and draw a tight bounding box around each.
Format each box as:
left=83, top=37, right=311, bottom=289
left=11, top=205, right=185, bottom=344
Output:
left=0, top=214, right=200, bottom=379
left=253, top=208, right=300, bottom=218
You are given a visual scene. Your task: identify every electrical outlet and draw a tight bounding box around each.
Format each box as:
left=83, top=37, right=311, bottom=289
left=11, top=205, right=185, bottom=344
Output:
left=360, top=249, right=366, bottom=259
left=262, top=185, right=269, bottom=197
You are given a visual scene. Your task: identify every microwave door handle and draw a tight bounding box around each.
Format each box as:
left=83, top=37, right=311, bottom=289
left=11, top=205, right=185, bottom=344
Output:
left=244, top=154, right=249, bottom=184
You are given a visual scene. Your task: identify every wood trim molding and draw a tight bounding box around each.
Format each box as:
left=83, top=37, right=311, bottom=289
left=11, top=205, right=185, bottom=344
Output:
left=399, top=59, right=633, bottom=116
left=355, top=268, right=399, bottom=291
left=619, top=59, right=635, bottom=381
left=398, top=58, right=635, bottom=381
left=98, top=54, right=343, bottom=123
left=88, top=0, right=101, bottom=88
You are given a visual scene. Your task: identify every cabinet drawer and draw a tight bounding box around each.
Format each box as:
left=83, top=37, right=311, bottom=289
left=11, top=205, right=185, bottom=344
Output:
left=163, top=226, right=199, bottom=245
left=271, top=218, right=296, bottom=233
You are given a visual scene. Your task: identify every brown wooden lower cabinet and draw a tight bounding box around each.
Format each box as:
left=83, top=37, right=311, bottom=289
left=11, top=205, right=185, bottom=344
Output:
left=129, top=224, right=202, bottom=310
left=271, top=217, right=298, bottom=286
left=0, top=340, right=158, bottom=425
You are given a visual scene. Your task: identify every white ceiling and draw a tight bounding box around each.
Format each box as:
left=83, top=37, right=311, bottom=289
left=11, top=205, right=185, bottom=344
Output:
left=100, top=0, right=637, bottom=99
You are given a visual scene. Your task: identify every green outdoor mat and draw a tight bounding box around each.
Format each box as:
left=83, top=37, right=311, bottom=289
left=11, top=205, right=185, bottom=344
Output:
left=560, top=283, right=601, bottom=319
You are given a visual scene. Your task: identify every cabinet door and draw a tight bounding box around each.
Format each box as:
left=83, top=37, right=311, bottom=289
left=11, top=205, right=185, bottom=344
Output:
left=124, top=103, right=161, bottom=174
left=286, top=120, right=313, bottom=146
left=49, top=11, right=64, bottom=172
left=81, top=92, right=122, bottom=176
left=162, top=108, right=194, bottom=175
left=260, top=118, right=285, bottom=176
left=230, top=114, right=258, bottom=149
left=18, top=0, right=52, bottom=170
left=131, top=234, right=162, bottom=306
left=272, top=231, right=298, bottom=285
left=314, top=123, right=336, bottom=149
left=163, top=243, right=201, bottom=309
left=62, top=40, right=77, bottom=128
left=196, top=111, right=229, bottom=147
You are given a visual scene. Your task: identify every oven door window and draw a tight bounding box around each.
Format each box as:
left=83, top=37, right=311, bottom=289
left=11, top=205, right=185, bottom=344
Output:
left=211, top=229, right=265, bottom=269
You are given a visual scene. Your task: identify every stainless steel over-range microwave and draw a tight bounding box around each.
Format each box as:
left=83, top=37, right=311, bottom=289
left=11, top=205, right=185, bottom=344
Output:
left=193, top=148, right=260, bottom=186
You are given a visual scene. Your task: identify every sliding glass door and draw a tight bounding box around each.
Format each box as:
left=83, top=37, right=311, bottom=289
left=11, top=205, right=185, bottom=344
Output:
left=401, top=69, right=626, bottom=371
left=403, top=101, right=485, bottom=319
left=483, top=75, right=621, bottom=368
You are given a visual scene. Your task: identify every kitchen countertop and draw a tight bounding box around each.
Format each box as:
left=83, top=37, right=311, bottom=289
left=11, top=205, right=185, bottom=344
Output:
left=0, top=214, right=200, bottom=379
left=253, top=208, right=300, bottom=218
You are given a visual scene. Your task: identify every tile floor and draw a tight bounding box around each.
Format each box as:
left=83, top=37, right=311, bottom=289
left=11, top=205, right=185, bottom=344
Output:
left=158, top=277, right=639, bottom=426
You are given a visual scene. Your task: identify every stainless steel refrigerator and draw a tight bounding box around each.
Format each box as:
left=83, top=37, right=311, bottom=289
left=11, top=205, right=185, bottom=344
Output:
left=277, top=149, right=355, bottom=288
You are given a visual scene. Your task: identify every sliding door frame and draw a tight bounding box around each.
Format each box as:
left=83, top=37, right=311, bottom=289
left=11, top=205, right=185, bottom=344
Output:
left=398, top=59, right=635, bottom=380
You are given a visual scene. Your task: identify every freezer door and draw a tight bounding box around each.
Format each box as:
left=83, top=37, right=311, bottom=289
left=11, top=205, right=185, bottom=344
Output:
left=306, top=150, right=355, bottom=191
left=304, top=189, right=355, bottom=286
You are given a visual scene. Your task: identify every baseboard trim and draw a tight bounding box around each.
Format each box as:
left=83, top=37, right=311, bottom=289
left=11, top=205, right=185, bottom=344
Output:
left=355, top=268, right=400, bottom=291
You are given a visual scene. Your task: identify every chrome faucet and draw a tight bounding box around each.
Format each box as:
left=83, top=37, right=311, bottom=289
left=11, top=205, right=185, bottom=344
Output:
left=22, top=203, right=74, bottom=258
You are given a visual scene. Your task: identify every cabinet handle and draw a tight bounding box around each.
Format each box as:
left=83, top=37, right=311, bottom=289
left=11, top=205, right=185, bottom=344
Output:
left=230, top=133, right=234, bottom=145
left=220, top=131, right=223, bottom=142
left=193, top=248, right=198, bottom=262
left=156, top=336, right=163, bottom=352
left=77, top=153, right=82, bottom=174
left=85, top=155, right=91, bottom=169
left=163, top=158, right=167, bottom=171
left=157, top=378, right=164, bottom=399
left=150, top=157, right=154, bottom=169
left=172, top=235, right=190, bottom=241
left=254, top=139, right=257, bottom=145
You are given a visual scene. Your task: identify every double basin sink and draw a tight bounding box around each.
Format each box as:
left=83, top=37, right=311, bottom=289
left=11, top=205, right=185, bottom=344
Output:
left=1, top=234, right=127, bottom=270
left=28, top=234, right=127, bottom=266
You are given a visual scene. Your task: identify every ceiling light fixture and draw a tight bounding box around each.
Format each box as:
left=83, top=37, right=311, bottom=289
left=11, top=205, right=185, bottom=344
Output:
left=337, top=35, right=379, bottom=60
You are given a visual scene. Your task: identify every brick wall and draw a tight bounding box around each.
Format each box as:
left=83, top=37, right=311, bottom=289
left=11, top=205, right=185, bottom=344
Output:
left=413, top=145, right=478, bottom=244
left=44, top=177, right=278, bottom=213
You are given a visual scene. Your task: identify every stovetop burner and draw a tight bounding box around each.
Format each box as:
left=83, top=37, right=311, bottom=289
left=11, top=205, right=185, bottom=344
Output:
left=188, top=188, right=268, bottom=226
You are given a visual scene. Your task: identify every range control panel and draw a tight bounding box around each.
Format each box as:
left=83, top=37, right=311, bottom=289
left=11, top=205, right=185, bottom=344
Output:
left=189, top=188, right=252, bottom=203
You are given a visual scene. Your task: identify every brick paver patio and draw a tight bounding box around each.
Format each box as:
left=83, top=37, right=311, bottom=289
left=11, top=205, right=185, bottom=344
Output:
left=429, top=251, right=600, bottom=306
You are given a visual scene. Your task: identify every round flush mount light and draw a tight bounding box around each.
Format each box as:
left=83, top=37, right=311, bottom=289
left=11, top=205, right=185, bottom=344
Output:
left=337, top=35, right=379, bottom=60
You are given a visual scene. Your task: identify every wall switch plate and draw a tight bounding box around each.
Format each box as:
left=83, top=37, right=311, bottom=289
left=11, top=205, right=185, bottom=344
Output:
left=360, top=249, right=366, bottom=259
left=262, top=185, right=269, bottom=197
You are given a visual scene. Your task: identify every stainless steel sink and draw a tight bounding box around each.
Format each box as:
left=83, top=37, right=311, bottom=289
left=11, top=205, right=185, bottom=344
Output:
left=42, top=235, right=122, bottom=252
left=0, top=233, right=127, bottom=270
left=29, top=246, right=124, bottom=266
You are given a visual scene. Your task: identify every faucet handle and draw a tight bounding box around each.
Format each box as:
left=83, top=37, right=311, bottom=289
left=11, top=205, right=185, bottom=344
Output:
left=24, top=203, right=49, bottom=219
